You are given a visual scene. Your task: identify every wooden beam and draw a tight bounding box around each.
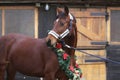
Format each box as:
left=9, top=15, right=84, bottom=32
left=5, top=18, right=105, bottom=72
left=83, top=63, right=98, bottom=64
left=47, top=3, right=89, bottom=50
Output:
left=72, top=12, right=105, bottom=18
left=76, top=46, right=106, bottom=50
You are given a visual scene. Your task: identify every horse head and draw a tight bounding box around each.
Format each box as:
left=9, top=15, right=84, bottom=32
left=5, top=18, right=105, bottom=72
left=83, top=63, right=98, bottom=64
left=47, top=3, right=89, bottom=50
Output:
left=46, top=7, right=80, bottom=79
left=46, top=6, right=76, bottom=46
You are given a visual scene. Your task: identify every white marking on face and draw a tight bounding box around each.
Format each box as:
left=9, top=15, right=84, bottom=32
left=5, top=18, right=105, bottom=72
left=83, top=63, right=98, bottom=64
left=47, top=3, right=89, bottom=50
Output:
left=56, top=19, right=59, bottom=22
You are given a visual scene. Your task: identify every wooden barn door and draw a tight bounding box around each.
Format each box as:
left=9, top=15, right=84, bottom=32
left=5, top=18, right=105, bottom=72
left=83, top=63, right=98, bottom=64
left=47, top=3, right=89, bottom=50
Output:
left=70, top=8, right=106, bottom=80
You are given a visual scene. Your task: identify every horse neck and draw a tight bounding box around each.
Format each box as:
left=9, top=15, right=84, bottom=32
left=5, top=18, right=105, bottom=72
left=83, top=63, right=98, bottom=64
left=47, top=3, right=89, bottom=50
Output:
left=70, top=23, right=77, bottom=54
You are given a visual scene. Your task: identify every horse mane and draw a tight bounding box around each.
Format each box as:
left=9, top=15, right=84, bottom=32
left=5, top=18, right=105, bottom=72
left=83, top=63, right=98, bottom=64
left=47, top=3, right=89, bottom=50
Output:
left=67, top=13, right=78, bottom=56
left=72, top=15, right=77, bottom=48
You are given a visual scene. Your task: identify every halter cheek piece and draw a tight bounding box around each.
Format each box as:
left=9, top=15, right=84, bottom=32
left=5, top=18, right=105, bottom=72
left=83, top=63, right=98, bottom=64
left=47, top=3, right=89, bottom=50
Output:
left=48, top=13, right=74, bottom=39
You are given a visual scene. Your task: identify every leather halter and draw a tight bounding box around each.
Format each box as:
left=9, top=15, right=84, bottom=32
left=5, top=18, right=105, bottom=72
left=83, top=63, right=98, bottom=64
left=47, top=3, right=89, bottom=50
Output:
left=48, top=13, right=74, bottom=39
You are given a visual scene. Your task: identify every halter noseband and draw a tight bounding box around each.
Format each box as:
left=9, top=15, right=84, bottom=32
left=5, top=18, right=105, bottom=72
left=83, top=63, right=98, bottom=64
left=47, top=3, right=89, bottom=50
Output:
left=48, top=13, right=74, bottom=39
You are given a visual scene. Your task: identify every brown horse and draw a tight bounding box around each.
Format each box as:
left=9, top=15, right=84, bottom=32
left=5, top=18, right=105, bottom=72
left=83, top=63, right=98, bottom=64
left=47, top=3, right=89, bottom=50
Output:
left=0, top=6, right=77, bottom=80
left=54, top=7, right=78, bottom=79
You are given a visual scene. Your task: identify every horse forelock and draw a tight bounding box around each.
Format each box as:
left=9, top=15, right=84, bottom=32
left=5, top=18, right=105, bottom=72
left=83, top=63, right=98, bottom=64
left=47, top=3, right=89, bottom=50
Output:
left=57, top=12, right=69, bottom=20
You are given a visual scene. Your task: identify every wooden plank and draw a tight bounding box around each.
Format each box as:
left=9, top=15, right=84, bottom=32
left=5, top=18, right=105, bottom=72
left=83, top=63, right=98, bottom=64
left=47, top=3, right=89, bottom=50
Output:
left=108, top=7, right=120, bottom=10
left=99, top=18, right=106, bottom=40
left=77, top=23, right=101, bottom=40
left=107, top=8, right=111, bottom=42
left=79, top=63, right=106, bottom=80
left=76, top=46, right=106, bottom=50
left=76, top=50, right=106, bottom=62
left=109, top=42, right=120, bottom=45
left=77, top=40, right=107, bottom=47
left=34, top=8, right=38, bottom=38
left=71, top=11, right=105, bottom=18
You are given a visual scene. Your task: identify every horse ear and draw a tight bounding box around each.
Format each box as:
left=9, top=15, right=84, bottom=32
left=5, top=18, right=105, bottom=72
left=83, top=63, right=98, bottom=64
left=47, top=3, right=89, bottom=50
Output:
left=57, top=7, right=63, bottom=15
left=64, top=6, right=69, bottom=16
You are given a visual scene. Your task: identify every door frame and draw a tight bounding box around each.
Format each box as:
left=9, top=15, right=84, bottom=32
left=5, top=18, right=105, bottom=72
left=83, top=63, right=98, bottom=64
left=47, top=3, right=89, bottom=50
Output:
left=107, top=7, right=120, bottom=45
left=0, top=6, right=38, bottom=38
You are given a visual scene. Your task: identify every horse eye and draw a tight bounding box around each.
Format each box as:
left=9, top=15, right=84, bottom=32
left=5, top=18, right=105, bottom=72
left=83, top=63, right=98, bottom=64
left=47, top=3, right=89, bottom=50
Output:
left=60, top=22, right=64, bottom=26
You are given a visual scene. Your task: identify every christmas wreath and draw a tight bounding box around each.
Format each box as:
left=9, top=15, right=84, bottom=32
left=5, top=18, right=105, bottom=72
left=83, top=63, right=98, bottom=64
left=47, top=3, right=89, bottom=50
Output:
left=47, top=40, right=82, bottom=80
